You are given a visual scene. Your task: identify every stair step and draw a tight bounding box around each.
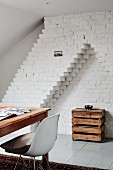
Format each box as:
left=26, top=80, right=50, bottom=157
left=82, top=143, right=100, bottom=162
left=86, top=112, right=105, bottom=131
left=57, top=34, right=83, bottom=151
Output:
left=77, top=53, right=83, bottom=58
left=73, top=58, right=79, bottom=63
left=62, top=81, right=70, bottom=86
left=86, top=48, right=95, bottom=54
left=39, top=34, right=44, bottom=38
left=56, top=81, right=62, bottom=86
left=83, top=43, right=91, bottom=49
left=66, top=77, right=73, bottom=81
left=81, top=49, right=86, bottom=54
left=46, top=95, right=52, bottom=100
left=70, top=63, right=76, bottom=68
left=76, top=63, right=83, bottom=69
left=67, top=68, right=73, bottom=72
left=59, top=86, right=66, bottom=90
left=49, top=90, right=54, bottom=96
left=64, top=72, right=70, bottom=77
left=79, top=59, right=86, bottom=63
left=60, top=76, right=65, bottom=81
left=53, top=93, right=60, bottom=98
left=34, top=43, right=38, bottom=47
left=44, top=98, right=49, bottom=103
left=83, top=54, right=89, bottom=59
left=73, top=68, right=80, bottom=73
left=48, top=98, right=57, bottom=103
left=53, top=86, right=60, bottom=91
left=42, top=29, right=45, bottom=33
left=70, top=72, right=77, bottom=77
left=46, top=101, right=54, bottom=107
left=55, top=90, right=63, bottom=95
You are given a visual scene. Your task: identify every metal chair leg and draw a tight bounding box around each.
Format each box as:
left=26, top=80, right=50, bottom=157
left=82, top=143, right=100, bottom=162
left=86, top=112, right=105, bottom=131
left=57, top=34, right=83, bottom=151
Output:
left=14, top=155, right=29, bottom=170
left=34, top=157, right=36, bottom=170
left=34, top=157, right=39, bottom=170
left=14, top=155, right=21, bottom=170
left=13, top=155, right=40, bottom=170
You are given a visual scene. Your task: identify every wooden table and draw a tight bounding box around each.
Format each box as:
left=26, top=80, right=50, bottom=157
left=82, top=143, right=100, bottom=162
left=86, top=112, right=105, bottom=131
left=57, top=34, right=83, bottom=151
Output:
left=0, top=106, right=50, bottom=170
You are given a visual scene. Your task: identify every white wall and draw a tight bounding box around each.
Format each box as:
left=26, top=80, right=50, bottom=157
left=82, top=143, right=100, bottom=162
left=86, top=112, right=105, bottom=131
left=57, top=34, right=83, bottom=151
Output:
left=0, top=2, right=44, bottom=100
left=0, top=2, right=41, bottom=55
left=2, top=11, right=113, bottom=138
left=0, top=24, right=44, bottom=100
left=51, top=56, right=113, bottom=137
left=45, top=11, right=113, bottom=138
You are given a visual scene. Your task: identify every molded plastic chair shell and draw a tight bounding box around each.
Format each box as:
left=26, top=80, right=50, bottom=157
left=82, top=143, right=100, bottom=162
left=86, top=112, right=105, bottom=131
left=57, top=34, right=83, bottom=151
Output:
left=25, top=114, right=60, bottom=157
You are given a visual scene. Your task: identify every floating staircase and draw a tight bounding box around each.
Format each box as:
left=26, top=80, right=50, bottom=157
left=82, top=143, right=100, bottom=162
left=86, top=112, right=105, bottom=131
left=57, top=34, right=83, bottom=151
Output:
left=2, top=22, right=95, bottom=108
left=41, top=44, right=95, bottom=108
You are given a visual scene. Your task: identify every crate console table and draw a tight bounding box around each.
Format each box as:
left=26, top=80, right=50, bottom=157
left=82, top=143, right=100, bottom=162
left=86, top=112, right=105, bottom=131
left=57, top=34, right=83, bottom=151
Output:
left=72, top=108, right=105, bottom=142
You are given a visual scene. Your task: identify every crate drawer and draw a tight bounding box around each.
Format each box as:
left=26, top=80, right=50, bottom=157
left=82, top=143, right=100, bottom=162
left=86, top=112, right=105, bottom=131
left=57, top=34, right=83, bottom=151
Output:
left=72, top=117, right=104, bottom=126
left=72, top=133, right=104, bottom=142
left=72, top=125, right=104, bottom=134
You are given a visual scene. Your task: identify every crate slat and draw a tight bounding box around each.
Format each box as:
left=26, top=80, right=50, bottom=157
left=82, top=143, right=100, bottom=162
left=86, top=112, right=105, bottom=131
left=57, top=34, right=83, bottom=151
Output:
left=72, top=133, right=104, bottom=142
left=72, top=117, right=104, bottom=126
left=72, top=125, right=104, bottom=134
left=72, top=108, right=105, bottom=113
left=72, top=111, right=104, bottom=118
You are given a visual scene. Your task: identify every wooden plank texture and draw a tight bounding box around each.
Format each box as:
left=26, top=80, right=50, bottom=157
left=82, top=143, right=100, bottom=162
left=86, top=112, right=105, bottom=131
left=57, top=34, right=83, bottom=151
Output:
left=72, top=133, right=104, bottom=142
left=0, top=107, right=50, bottom=137
left=72, top=125, right=104, bottom=134
left=72, top=108, right=105, bottom=142
left=72, top=111, right=104, bottom=118
left=72, top=108, right=105, bottom=113
left=72, top=117, right=104, bottom=126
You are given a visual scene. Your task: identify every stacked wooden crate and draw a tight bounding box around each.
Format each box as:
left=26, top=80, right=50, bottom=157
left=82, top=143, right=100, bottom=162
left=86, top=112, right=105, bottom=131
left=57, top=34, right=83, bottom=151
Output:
left=72, top=108, right=105, bottom=142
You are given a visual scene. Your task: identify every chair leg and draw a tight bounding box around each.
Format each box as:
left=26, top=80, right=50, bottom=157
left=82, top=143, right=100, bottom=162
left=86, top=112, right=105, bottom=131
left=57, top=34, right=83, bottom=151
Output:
left=34, top=157, right=36, bottom=170
left=41, top=155, right=51, bottom=170
left=42, top=155, right=51, bottom=170
left=14, top=156, right=42, bottom=170
left=14, top=155, right=29, bottom=170
left=14, top=155, right=21, bottom=170
left=21, top=156, right=29, bottom=170
left=34, top=157, right=39, bottom=170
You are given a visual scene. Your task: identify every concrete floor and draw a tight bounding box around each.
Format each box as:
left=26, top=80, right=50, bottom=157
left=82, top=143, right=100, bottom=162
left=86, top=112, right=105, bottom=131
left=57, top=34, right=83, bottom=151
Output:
left=49, top=135, right=113, bottom=170
left=0, top=134, right=113, bottom=170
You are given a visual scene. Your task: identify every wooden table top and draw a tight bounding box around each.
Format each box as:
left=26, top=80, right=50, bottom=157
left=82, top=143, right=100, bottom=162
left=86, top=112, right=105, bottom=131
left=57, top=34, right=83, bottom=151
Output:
left=0, top=106, right=50, bottom=137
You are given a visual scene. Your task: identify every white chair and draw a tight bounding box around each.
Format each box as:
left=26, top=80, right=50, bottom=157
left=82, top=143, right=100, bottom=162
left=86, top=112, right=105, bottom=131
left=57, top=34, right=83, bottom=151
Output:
left=0, top=114, right=60, bottom=170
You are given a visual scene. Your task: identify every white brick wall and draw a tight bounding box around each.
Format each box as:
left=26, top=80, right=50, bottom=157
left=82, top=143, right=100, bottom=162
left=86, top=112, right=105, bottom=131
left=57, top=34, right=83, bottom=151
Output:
left=50, top=56, right=113, bottom=137
left=2, top=11, right=113, bottom=138
left=45, top=11, right=113, bottom=138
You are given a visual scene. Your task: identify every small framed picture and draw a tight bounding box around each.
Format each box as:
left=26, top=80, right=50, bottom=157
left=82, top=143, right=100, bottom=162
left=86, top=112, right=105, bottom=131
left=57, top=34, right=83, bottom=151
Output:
left=54, top=51, right=63, bottom=57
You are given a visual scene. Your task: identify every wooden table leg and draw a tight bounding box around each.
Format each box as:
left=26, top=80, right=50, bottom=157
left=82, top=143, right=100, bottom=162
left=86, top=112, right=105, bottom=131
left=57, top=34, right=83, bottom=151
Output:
left=42, top=153, right=49, bottom=170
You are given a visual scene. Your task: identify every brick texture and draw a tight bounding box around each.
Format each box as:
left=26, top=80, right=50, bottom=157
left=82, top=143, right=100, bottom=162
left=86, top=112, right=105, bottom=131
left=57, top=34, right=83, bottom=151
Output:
left=2, top=11, right=113, bottom=138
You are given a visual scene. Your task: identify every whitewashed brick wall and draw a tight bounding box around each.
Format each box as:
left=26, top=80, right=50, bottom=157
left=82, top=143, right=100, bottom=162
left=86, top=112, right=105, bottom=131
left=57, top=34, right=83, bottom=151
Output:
left=46, top=11, right=113, bottom=138
left=2, top=11, right=113, bottom=138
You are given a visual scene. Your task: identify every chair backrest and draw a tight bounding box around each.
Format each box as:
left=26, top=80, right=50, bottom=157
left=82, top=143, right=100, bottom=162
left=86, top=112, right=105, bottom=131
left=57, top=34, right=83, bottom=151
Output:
left=25, top=114, right=60, bottom=157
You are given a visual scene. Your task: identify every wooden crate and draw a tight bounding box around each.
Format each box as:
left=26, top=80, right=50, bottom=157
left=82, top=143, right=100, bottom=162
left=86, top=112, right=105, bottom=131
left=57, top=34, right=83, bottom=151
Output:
left=72, top=108, right=105, bottom=142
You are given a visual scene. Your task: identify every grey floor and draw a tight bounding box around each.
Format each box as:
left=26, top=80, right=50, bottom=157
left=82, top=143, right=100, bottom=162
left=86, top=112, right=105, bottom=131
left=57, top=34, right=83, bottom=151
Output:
left=0, top=134, right=113, bottom=170
left=49, top=134, right=113, bottom=170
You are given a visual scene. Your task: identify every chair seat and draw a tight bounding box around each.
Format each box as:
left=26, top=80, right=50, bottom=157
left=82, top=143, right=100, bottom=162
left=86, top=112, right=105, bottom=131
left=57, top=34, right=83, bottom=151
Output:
left=0, top=132, right=35, bottom=154
left=0, top=114, right=60, bottom=170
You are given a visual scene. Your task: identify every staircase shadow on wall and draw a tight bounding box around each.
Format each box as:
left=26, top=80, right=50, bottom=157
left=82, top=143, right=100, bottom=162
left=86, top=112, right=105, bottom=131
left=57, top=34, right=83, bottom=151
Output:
left=53, top=53, right=97, bottom=107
